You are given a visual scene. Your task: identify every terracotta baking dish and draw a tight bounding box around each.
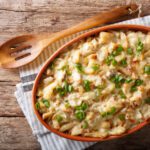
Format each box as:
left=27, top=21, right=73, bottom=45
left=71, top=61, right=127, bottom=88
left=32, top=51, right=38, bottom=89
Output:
left=32, top=24, right=150, bottom=142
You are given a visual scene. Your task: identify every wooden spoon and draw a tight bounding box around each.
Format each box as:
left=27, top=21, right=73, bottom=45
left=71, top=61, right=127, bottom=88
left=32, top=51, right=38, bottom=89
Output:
left=0, top=4, right=138, bottom=68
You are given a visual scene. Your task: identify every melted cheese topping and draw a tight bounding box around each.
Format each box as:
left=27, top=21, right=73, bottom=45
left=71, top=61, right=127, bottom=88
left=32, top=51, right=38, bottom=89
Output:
left=36, top=30, right=150, bottom=138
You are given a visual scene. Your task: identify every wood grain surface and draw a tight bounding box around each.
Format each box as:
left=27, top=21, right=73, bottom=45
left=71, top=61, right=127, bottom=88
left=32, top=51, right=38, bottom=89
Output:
left=0, top=0, right=150, bottom=150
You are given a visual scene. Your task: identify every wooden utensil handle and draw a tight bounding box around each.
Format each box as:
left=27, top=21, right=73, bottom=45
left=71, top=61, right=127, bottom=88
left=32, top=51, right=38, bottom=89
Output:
left=42, top=4, right=138, bottom=46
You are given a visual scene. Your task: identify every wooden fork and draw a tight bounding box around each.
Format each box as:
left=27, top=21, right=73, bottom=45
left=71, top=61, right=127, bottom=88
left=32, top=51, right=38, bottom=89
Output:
left=0, top=4, right=138, bottom=68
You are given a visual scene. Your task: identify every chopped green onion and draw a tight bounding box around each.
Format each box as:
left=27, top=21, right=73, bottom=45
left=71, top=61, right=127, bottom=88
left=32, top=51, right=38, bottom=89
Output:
left=75, top=105, right=82, bottom=110
left=106, top=55, right=117, bottom=66
left=130, top=86, right=137, bottom=92
left=35, top=102, right=40, bottom=110
left=120, top=58, right=127, bottom=67
left=82, top=121, right=88, bottom=129
left=75, top=102, right=88, bottom=111
left=112, top=59, right=118, bottom=66
left=109, top=107, right=116, bottom=115
left=56, top=115, right=63, bottom=123
left=118, top=114, right=125, bottom=121
left=127, top=48, right=133, bottom=55
left=60, top=65, right=67, bottom=70
left=110, top=74, right=125, bottom=84
left=106, top=55, right=114, bottom=65
left=68, top=85, right=73, bottom=92
left=119, top=90, right=126, bottom=99
left=106, top=45, right=124, bottom=66
left=136, top=39, right=144, bottom=53
left=144, top=65, right=150, bottom=75
left=117, top=45, right=124, bottom=52
left=75, top=63, right=84, bottom=73
left=112, top=45, right=123, bottom=56
left=56, top=86, right=62, bottom=92
left=65, top=102, right=70, bottom=108
left=56, top=86, right=66, bottom=97
left=110, top=74, right=125, bottom=88
left=130, top=79, right=143, bottom=92
left=134, top=79, right=143, bottom=86
left=92, top=64, right=99, bottom=71
left=64, top=81, right=73, bottom=93
left=118, top=76, right=125, bottom=83
left=144, top=97, right=150, bottom=104
left=125, top=78, right=133, bottom=83
left=75, top=103, right=88, bottom=121
left=112, top=51, right=118, bottom=57
left=64, top=81, right=69, bottom=93
left=75, top=110, right=86, bottom=121
left=101, top=107, right=116, bottom=117
left=42, top=99, right=50, bottom=108
left=60, top=91, right=66, bottom=96
left=81, top=103, right=88, bottom=111
left=60, top=65, right=72, bottom=76
left=56, top=82, right=73, bottom=96
left=66, top=70, right=72, bottom=76
left=83, top=80, right=91, bottom=91
left=101, top=112, right=108, bottom=118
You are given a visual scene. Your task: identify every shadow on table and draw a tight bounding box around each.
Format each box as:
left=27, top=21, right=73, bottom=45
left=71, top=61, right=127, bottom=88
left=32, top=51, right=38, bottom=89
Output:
left=86, top=124, right=150, bottom=150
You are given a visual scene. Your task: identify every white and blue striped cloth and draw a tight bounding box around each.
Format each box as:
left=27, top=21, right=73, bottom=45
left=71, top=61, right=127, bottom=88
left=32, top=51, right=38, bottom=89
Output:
left=15, top=15, right=150, bottom=150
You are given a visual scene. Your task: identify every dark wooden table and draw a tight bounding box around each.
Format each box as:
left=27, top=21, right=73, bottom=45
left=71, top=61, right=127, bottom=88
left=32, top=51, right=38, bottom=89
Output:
left=0, top=1, right=150, bottom=149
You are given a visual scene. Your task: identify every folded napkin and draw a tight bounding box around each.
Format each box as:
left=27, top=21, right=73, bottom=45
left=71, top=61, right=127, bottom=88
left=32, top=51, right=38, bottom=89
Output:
left=15, top=15, right=150, bottom=150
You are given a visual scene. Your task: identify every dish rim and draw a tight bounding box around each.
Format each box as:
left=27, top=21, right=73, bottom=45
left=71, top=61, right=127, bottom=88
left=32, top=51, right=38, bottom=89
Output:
left=32, top=24, right=150, bottom=142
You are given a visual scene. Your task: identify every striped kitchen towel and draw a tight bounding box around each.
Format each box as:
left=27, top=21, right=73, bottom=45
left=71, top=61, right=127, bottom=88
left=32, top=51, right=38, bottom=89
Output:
left=15, top=15, right=150, bottom=150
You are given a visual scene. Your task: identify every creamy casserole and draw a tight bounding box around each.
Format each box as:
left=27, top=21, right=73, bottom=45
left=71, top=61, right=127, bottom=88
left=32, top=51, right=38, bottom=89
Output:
left=36, top=30, right=150, bottom=138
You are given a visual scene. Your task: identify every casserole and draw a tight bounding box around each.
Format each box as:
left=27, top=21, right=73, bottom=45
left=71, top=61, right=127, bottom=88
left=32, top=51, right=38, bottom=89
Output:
left=32, top=24, right=150, bottom=142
